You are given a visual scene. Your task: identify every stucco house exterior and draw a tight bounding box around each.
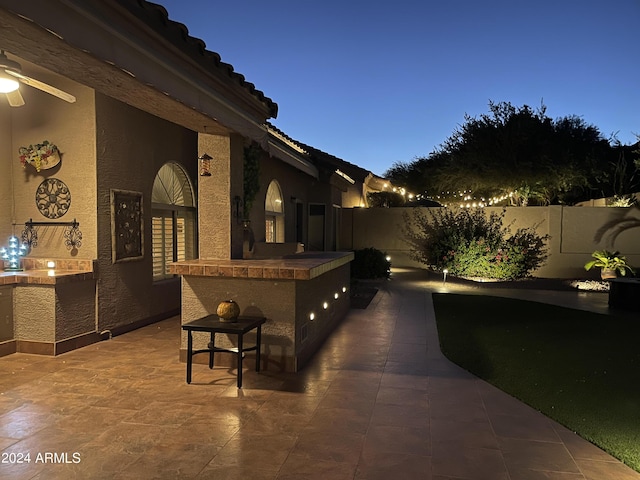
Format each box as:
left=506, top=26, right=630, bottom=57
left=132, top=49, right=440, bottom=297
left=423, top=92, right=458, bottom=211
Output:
left=0, top=0, right=368, bottom=364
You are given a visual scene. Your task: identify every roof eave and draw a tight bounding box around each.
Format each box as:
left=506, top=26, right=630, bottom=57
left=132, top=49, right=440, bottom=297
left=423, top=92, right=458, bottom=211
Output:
left=0, top=0, right=276, bottom=143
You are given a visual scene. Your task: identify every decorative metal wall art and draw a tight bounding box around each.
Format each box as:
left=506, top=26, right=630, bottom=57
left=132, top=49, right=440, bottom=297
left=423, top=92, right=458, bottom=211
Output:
left=64, top=220, right=82, bottom=250
left=21, top=223, right=38, bottom=250
left=35, top=178, right=71, bottom=219
left=110, top=189, right=143, bottom=263
left=20, top=219, right=83, bottom=251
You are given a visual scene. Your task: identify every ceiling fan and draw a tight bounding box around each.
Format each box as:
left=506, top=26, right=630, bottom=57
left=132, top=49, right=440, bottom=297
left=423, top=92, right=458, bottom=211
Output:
left=0, top=50, right=76, bottom=107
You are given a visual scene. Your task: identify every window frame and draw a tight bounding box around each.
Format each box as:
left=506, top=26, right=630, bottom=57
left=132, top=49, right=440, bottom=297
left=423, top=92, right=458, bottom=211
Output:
left=151, top=162, right=197, bottom=281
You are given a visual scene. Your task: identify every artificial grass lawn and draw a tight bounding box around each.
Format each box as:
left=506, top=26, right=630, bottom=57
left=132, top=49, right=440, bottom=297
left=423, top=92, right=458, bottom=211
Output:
left=432, top=293, right=640, bottom=472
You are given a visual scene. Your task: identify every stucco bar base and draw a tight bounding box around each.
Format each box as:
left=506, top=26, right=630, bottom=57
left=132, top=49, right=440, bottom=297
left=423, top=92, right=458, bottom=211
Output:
left=0, top=259, right=98, bottom=357
left=173, top=253, right=353, bottom=373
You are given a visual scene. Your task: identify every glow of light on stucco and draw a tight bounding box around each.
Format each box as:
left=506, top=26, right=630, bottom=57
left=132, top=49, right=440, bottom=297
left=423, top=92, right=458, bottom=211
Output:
left=335, top=169, right=355, bottom=185
left=47, top=261, right=56, bottom=269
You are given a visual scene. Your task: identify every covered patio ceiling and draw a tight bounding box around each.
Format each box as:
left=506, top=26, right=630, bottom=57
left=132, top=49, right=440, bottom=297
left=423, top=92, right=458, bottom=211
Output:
left=0, top=0, right=277, bottom=144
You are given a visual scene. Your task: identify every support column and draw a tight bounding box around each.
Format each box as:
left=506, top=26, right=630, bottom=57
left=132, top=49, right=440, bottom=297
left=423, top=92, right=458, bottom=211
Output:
left=197, top=133, right=244, bottom=259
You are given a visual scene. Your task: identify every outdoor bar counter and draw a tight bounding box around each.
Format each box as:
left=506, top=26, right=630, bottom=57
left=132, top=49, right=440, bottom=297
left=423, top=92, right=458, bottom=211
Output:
left=170, top=251, right=354, bottom=372
left=0, top=258, right=97, bottom=357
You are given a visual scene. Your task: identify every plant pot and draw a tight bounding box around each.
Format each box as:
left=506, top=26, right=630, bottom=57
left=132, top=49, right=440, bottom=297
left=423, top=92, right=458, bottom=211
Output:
left=601, top=268, right=617, bottom=280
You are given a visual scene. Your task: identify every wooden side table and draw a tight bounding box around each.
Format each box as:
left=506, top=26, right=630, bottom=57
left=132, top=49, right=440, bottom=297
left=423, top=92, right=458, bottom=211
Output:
left=182, top=315, right=266, bottom=388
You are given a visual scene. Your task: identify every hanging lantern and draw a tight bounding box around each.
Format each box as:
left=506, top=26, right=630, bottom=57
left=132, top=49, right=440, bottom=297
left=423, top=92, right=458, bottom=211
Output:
left=199, top=153, right=213, bottom=176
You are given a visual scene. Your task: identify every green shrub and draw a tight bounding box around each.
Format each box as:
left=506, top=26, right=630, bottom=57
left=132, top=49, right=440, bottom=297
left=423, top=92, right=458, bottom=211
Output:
left=351, top=248, right=391, bottom=279
left=367, top=191, right=406, bottom=207
left=402, top=208, right=549, bottom=280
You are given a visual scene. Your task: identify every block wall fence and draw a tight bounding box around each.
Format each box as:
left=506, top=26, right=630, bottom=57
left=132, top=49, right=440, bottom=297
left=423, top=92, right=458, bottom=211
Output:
left=340, top=206, right=640, bottom=279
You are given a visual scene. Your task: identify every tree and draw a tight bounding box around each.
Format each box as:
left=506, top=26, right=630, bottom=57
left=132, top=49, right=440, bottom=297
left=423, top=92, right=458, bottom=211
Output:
left=366, top=191, right=406, bottom=207
left=384, top=160, right=428, bottom=195
left=385, top=101, right=618, bottom=205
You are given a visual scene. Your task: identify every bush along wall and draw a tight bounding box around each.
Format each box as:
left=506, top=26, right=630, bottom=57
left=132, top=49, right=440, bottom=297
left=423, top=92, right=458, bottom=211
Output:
left=402, top=208, right=549, bottom=280
left=351, top=248, right=391, bottom=279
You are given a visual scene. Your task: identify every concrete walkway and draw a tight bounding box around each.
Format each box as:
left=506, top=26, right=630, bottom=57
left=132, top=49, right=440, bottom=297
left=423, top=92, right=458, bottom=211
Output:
left=0, top=268, right=638, bottom=479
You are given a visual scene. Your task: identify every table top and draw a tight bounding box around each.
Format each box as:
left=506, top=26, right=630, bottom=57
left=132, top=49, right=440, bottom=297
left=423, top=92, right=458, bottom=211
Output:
left=169, top=251, right=354, bottom=280
left=182, top=315, right=266, bottom=333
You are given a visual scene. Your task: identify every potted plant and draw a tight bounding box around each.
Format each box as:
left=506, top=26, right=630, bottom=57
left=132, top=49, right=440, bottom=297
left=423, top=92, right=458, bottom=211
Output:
left=584, top=250, right=635, bottom=280
left=18, top=140, right=60, bottom=172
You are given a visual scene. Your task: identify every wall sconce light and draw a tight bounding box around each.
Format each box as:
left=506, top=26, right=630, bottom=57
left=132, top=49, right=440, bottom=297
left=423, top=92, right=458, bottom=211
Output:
left=0, top=235, right=28, bottom=271
left=232, top=195, right=244, bottom=224
left=199, top=153, right=213, bottom=176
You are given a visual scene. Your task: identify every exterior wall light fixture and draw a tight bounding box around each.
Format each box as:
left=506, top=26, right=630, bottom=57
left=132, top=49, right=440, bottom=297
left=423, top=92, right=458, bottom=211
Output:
left=198, top=153, right=213, bottom=176
left=233, top=196, right=244, bottom=224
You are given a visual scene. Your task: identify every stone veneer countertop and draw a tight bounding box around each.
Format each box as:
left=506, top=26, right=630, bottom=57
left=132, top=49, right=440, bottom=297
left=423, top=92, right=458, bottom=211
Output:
left=169, top=251, right=354, bottom=280
left=0, top=258, right=97, bottom=286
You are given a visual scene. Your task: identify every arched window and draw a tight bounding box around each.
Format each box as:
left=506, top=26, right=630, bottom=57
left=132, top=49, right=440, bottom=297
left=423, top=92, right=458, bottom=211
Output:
left=152, top=162, right=197, bottom=279
left=265, top=180, right=284, bottom=243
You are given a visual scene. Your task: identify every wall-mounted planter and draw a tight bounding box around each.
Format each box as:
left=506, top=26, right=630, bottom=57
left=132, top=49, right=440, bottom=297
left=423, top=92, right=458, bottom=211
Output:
left=18, top=141, right=60, bottom=172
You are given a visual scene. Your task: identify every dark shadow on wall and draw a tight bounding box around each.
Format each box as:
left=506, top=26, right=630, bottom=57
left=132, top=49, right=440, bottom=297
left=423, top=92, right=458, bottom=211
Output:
left=593, top=204, right=640, bottom=248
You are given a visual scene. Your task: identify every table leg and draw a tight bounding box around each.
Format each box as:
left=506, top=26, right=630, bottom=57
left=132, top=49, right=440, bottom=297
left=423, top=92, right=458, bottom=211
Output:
left=237, top=333, right=243, bottom=388
left=256, top=325, right=262, bottom=372
left=209, top=332, right=215, bottom=369
left=186, top=330, right=193, bottom=384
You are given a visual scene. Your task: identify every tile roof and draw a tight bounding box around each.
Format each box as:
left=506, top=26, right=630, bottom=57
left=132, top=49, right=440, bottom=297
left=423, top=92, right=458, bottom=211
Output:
left=121, top=0, right=278, bottom=118
left=266, top=122, right=372, bottom=181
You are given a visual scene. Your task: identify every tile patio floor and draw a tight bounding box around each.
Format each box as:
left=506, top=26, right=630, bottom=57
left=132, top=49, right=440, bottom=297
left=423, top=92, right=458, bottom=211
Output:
left=1, top=268, right=638, bottom=479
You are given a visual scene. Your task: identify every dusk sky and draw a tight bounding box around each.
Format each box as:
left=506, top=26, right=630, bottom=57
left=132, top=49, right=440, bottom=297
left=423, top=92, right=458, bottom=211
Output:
left=157, top=0, right=639, bottom=176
